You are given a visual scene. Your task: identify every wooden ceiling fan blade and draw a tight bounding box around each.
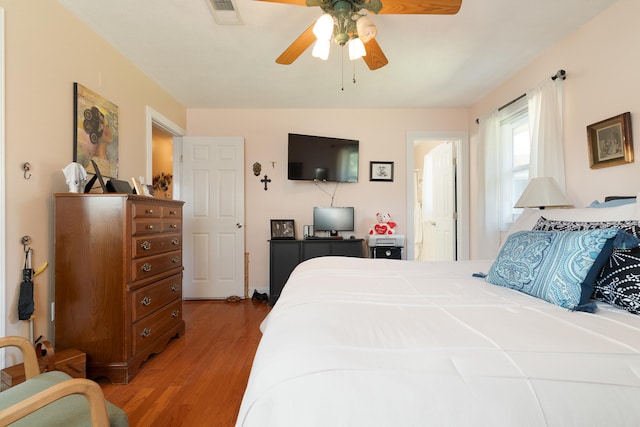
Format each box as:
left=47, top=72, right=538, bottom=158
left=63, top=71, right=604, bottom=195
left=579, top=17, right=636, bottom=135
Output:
left=362, top=38, right=388, bottom=70
left=276, top=24, right=316, bottom=65
left=378, top=0, right=462, bottom=14
left=255, top=0, right=308, bottom=6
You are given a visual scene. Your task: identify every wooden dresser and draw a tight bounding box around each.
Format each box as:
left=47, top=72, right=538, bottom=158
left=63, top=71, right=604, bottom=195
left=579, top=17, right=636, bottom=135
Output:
left=54, top=194, right=185, bottom=384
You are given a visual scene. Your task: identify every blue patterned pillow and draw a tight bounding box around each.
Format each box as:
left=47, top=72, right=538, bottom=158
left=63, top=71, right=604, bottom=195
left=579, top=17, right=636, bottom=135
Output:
left=486, top=229, right=619, bottom=309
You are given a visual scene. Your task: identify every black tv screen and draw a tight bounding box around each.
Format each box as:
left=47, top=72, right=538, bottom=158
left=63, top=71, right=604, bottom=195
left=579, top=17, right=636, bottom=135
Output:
left=288, top=133, right=359, bottom=182
left=313, top=207, right=355, bottom=232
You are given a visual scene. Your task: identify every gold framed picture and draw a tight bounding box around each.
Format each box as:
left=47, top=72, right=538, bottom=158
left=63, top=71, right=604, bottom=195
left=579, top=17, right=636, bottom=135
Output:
left=587, top=112, right=634, bottom=169
left=73, top=83, right=119, bottom=178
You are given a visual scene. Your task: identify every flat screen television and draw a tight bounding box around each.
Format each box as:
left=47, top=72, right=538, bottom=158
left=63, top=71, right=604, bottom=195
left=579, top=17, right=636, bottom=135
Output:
left=288, top=133, right=359, bottom=182
left=313, top=207, right=354, bottom=236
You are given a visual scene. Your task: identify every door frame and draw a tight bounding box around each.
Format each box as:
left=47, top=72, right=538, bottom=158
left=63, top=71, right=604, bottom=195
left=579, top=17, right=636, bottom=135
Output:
left=406, top=131, right=469, bottom=261
left=145, top=106, right=186, bottom=198
left=0, top=8, right=6, bottom=346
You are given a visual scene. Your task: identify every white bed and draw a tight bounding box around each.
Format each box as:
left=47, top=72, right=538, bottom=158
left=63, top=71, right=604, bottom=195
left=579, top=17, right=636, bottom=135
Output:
left=237, top=201, right=640, bottom=426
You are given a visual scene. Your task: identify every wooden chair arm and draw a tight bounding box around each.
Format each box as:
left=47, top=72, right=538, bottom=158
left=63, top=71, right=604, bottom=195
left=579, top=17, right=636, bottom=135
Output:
left=0, top=336, right=40, bottom=379
left=0, top=378, right=110, bottom=427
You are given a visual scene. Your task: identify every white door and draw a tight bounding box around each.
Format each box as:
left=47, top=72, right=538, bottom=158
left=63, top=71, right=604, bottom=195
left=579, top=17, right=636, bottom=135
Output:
left=181, top=136, right=245, bottom=299
left=432, top=142, right=456, bottom=260
left=420, top=142, right=456, bottom=261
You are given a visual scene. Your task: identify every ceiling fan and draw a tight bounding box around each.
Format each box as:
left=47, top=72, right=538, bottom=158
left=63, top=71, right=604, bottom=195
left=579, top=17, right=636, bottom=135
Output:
left=258, top=0, right=462, bottom=70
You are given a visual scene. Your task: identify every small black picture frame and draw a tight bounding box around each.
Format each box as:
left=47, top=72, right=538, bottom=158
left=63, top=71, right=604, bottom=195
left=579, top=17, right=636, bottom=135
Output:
left=271, top=219, right=295, bottom=240
left=84, top=159, right=108, bottom=193
left=369, top=161, right=394, bottom=182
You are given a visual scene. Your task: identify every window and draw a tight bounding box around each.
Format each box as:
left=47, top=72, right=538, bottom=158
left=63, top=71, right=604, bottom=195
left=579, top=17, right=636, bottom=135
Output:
left=499, top=101, right=530, bottom=228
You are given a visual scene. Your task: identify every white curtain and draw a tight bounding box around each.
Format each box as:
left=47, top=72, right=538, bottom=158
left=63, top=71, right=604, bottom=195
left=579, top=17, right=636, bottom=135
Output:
left=476, top=110, right=501, bottom=259
left=477, top=77, right=565, bottom=259
left=527, top=78, right=565, bottom=190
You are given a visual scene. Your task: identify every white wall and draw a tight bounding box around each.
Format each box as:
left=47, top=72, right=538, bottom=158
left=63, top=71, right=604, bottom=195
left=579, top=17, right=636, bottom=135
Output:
left=187, top=108, right=469, bottom=291
left=0, top=0, right=185, bottom=344
left=469, top=0, right=640, bottom=258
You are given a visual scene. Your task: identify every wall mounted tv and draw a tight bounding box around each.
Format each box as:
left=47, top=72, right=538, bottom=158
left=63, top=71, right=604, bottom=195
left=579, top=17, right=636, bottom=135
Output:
left=288, top=133, right=359, bottom=183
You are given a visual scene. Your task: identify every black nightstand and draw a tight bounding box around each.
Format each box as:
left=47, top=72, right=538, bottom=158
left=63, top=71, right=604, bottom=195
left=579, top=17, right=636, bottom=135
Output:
left=369, top=246, right=403, bottom=260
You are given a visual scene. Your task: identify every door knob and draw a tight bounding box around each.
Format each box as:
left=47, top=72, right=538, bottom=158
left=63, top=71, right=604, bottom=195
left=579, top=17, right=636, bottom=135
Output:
left=236, top=223, right=243, bottom=228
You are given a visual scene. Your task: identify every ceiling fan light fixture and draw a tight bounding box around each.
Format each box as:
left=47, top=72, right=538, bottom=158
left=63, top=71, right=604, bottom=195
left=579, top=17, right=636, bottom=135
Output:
left=312, top=39, right=331, bottom=60
left=348, top=37, right=366, bottom=60
left=313, top=14, right=334, bottom=40
left=356, top=16, right=376, bottom=42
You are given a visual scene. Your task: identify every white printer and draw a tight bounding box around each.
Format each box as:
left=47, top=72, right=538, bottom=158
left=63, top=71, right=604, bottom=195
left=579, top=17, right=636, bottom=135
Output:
left=367, top=234, right=404, bottom=247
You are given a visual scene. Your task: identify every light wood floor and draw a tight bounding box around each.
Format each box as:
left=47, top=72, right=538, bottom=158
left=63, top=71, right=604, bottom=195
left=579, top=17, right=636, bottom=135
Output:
left=99, top=300, right=270, bottom=427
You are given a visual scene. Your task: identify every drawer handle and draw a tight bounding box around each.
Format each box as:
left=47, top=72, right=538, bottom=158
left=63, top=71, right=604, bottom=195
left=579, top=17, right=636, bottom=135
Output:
left=146, top=224, right=154, bottom=230
left=170, top=224, right=178, bottom=229
left=171, top=310, right=180, bottom=318
left=141, top=241, right=151, bottom=250
left=141, top=328, right=151, bottom=338
left=146, top=209, right=154, bottom=215
left=171, top=256, right=180, bottom=263
left=169, top=210, right=177, bottom=216
left=141, top=296, right=152, bottom=306
left=171, top=238, right=179, bottom=245
left=141, top=263, right=152, bottom=272
left=171, top=284, right=179, bottom=292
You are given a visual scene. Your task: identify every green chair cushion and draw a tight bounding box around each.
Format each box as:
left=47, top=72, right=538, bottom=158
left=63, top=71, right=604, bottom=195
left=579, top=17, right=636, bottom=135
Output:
left=0, top=371, right=128, bottom=426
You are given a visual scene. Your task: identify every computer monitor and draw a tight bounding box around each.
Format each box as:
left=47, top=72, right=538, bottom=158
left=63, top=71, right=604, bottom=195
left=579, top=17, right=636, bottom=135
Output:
left=313, top=207, right=354, bottom=236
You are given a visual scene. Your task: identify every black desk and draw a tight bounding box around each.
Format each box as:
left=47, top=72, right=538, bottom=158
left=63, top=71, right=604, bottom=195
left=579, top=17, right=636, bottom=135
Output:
left=269, top=239, right=364, bottom=305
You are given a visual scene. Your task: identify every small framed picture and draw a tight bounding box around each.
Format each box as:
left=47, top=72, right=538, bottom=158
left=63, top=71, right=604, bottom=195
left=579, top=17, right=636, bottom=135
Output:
left=142, top=184, right=154, bottom=197
left=587, top=112, right=634, bottom=169
left=369, top=161, right=394, bottom=182
left=131, top=177, right=143, bottom=196
left=271, top=219, right=295, bottom=240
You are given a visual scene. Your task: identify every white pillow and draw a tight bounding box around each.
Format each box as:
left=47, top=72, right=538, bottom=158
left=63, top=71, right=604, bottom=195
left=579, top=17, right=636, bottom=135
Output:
left=505, top=193, right=639, bottom=239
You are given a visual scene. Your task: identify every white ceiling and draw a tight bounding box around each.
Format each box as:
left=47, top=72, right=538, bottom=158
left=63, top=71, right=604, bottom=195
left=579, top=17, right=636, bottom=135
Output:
left=57, top=0, right=617, bottom=109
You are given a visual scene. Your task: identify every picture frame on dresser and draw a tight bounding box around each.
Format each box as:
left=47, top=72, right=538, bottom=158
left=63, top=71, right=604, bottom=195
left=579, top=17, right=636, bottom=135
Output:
left=271, top=219, right=295, bottom=239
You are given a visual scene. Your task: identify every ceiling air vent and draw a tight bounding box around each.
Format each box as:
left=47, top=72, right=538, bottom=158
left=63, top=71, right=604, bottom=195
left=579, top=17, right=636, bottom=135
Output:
left=207, top=0, right=243, bottom=25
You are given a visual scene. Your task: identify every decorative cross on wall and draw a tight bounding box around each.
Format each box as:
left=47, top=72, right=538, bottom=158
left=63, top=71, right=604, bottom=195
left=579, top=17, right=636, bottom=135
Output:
left=260, top=175, right=271, bottom=191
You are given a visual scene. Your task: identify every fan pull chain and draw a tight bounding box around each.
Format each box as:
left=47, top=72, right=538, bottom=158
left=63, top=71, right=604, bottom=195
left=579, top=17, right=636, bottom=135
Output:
left=341, top=49, right=345, bottom=91
left=353, top=62, right=357, bottom=84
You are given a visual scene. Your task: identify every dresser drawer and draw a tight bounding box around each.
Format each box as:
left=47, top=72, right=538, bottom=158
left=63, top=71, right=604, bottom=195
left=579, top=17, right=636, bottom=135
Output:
left=131, top=250, right=182, bottom=282
left=162, top=220, right=182, bottom=233
left=132, top=203, right=162, bottom=219
left=132, top=219, right=164, bottom=236
left=131, top=273, right=182, bottom=322
left=162, top=205, right=182, bottom=219
left=132, top=299, right=182, bottom=354
left=132, top=234, right=182, bottom=258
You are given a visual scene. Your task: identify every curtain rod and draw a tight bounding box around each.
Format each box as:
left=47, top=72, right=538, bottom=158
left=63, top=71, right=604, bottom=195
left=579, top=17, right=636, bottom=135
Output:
left=475, top=69, right=566, bottom=124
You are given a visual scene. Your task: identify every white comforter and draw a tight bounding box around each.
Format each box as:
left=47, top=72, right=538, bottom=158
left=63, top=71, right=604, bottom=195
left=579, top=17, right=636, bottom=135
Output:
left=236, top=257, right=640, bottom=426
